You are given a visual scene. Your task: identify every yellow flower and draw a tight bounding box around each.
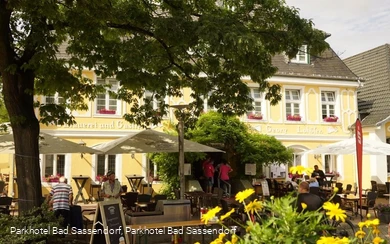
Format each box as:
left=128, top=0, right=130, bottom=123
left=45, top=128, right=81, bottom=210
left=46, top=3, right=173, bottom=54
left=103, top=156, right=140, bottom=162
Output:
left=373, top=237, right=384, bottom=244
left=301, top=203, right=307, bottom=210
left=373, top=226, right=380, bottom=236
left=235, top=189, right=254, bottom=203
left=333, top=187, right=339, bottom=193
left=231, top=234, right=238, bottom=244
left=317, top=236, right=349, bottom=244
left=323, top=202, right=346, bottom=222
left=355, top=230, right=366, bottom=239
left=289, top=165, right=313, bottom=175
left=364, top=218, right=380, bottom=227
left=366, top=213, right=371, bottom=218
left=218, top=233, right=226, bottom=240
left=225, top=242, right=232, bottom=244
left=358, top=221, right=365, bottom=229
left=245, top=199, right=263, bottom=214
left=220, top=208, right=235, bottom=221
left=201, top=206, right=222, bottom=224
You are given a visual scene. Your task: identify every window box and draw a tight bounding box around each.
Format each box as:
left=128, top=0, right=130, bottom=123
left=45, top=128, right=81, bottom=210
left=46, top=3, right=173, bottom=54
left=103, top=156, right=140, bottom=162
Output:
left=247, top=113, right=263, bottom=120
left=287, top=114, right=301, bottom=121
left=96, top=175, right=108, bottom=183
left=98, top=109, right=116, bottom=114
left=42, top=174, right=62, bottom=183
left=323, top=116, right=338, bottom=122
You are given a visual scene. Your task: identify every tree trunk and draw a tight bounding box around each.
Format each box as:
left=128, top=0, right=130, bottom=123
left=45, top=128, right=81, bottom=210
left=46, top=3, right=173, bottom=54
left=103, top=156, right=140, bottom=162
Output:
left=1, top=71, right=42, bottom=214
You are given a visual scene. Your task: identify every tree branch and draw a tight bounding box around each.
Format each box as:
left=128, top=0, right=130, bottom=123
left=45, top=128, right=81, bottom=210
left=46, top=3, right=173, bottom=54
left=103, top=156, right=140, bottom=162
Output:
left=0, top=0, right=18, bottom=70
left=107, top=22, right=195, bottom=81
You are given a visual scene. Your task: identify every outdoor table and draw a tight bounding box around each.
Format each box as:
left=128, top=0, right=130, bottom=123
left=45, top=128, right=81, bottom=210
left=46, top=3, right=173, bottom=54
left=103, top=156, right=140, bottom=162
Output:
left=125, top=175, right=144, bottom=192
left=338, top=194, right=367, bottom=219
left=72, top=175, right=90, bottom=204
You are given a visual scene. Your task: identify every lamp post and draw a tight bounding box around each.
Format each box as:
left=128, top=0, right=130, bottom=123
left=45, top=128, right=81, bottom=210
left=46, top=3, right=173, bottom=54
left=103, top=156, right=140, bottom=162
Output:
left=170, top=104, right=189, bottom=200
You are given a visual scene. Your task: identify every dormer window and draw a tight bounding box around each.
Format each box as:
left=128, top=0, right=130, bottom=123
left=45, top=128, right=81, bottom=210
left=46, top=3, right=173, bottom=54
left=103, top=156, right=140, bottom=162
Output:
left=290, top=45, right=309, bottom=64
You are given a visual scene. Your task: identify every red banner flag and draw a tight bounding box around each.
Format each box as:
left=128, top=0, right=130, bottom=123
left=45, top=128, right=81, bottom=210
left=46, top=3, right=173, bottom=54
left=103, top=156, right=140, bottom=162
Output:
left=355, top=119, right=363, bottom=214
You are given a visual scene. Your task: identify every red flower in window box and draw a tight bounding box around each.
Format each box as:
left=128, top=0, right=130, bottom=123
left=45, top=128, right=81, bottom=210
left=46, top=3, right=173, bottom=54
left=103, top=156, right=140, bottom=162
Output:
left=247, top=113, right=263, bottom=120
left=43, top=174, right=62, bottom=183
left=96, top=175, right=108, bottom=183
left=324, top=116, right=338, bottom=122
left=99, top=109, right=116, bottom=114
left=287, top=114, right=301, bottom=121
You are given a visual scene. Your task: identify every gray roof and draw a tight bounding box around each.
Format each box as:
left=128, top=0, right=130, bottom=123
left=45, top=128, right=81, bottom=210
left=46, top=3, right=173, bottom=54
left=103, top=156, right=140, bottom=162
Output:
left=57, top=43, right=358, bottom=82
left=272, top=48, right=359, bottom=81
left=344, top=44, right=390, bottom=127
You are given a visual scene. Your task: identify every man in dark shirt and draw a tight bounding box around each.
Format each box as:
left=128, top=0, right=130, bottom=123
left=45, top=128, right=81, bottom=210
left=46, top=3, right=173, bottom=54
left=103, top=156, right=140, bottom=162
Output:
left=311, top=165, right=326, bottom=186
left=296, top=181, right=323, bottom=212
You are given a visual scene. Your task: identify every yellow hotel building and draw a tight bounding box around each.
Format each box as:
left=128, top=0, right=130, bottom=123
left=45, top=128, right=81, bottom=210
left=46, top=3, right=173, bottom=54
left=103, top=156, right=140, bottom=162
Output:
left=3, top=45, right=384, bottom=199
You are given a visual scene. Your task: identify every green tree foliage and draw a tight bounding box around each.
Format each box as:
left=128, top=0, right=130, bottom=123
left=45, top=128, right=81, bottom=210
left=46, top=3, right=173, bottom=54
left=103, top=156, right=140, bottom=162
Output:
left=0, top=0, right=328, bottom=212
left=188, top=112, right=293, bottom=176
left=149, top=122, right=206, bottom=197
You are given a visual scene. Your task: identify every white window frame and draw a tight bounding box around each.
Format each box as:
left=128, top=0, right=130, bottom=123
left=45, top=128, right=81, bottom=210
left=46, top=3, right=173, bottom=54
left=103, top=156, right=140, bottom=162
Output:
left=284, top=86, right=305, bottom=121
left=246, top=87, right=266, bottom=121
left=290, top=45, right=309, bottom=64
left=319, top=88, right=340, bottom=122
left=143, top=90, right=169, bottom=118
left=40, top=154, right=71, bottom=186
left=94, top=78, right=121, bottom=116
left=43, top=93, right=65, bottom=104
left=203, top=91, right=218, bottom=112
left=324, top=154, right=337, bottom=174
left=91, top=154, right=122, bottom=183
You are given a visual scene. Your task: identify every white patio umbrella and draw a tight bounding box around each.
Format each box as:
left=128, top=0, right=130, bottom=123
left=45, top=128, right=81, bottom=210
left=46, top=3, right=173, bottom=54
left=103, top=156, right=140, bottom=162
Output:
left=92, top=129, right=224, bottom=154
left=93, top=129, right=224, bottom=195
left=0, top=132, right=101, bottom=154
left=304, top=137, right=390, bottom=204
left=303, top=138, right=390, bottom=156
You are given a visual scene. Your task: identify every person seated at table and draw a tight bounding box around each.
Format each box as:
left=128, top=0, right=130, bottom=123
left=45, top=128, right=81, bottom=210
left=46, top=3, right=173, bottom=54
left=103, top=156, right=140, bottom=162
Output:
left=311, top=165, right=325, bottom=186
left=101, top=171, right=123, bottom=201
left=309, top=178, right=319, bottom=188
left=285, top=177, right=299, bottom=190
left=296, top=181, right=323, bottom=212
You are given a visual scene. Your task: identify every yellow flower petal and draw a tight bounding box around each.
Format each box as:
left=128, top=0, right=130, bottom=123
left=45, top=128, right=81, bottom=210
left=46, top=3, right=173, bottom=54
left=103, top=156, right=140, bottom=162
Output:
left=301, top=202, right=307, bottom=210
left=220, top=208, right=235, bottom=221
left=201, top=206, right=222, bottom=224
left=355, top=230, right=366, bottom=239
left=231, top=234, right=238, bottom=244
left=235, top=189, right=255, bottom=203
left=373, top=237, right=383, bottom=244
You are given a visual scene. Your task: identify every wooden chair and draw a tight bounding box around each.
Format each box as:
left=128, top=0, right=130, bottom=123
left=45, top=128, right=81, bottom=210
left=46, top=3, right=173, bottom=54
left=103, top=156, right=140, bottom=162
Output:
left=358, top=191, right=378, bottom=217
left=136, top=194, right=152, bottom=212
left=343, top=184, right=352, bottom=194
left=121, top=192, right=138, bottom=213
left=147, top=194, right=167, bottom=211
left=0, top=196, right=13, bottom=215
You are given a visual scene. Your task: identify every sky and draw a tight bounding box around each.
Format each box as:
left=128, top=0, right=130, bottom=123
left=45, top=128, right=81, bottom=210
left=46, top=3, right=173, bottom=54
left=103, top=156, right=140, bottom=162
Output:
left=285, top=0, right=390, bottom=59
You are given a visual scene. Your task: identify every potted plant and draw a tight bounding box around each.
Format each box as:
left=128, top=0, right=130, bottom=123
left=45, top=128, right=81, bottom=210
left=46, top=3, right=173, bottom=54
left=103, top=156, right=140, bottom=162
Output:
left=324, top=116, right=338, bottom=122
left=287, top=114, right=301, bottom=121
left=374, top=203, right=390, bottom=223
left=247, top=113, right=263, bottom=120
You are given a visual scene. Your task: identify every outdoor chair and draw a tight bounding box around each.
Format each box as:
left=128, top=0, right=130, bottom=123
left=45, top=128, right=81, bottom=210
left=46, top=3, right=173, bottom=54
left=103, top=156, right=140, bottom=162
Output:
left=357, top=191, right=378, bottom=217
left=147, top=194, right=167, bottom=211
left=343, top=184, right=352, bottom=194
left=220, top=199, right=242, bottom=226
left=0, top=196, right=13, bottom=215
left=121, top=192, right=138, bottom=214
left=136, top=194, right=152, bottom=212
left=211, top=188, right=224, bottom=207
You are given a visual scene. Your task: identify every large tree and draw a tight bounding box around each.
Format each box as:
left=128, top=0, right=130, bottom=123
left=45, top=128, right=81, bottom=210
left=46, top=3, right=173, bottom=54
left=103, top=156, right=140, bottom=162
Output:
left=0, top=0, right=328, bottom=213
